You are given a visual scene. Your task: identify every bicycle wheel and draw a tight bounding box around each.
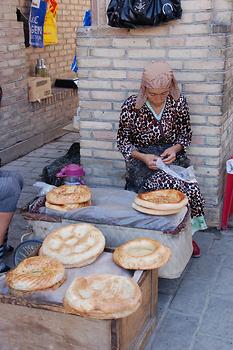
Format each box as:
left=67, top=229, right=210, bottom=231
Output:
left=13, top=240, right=43, bottom=267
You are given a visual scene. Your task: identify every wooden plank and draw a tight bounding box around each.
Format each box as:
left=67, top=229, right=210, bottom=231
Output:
left=117, top=270, right=157, bottom=350
left=0, top=303, right=112, bottom=350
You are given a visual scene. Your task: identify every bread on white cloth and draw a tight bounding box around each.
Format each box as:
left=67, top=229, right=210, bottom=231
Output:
left=135, top=189, right=188, bottom=211
left=113, top=238, right=171, bottom=270
left=6, top=256, right=65, bottom=291
left=46, top=185, right=91, bottom=205
left=64, top=274, right=142, bottom=319
left=39, top=223, right=105, bottom=268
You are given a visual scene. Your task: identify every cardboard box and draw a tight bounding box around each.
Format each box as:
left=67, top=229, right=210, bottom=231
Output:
left=28, top=77, right=52, bottom=102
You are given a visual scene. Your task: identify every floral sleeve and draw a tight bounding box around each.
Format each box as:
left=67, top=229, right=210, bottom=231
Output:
left=117, top=98, right=137, bottom=161
left=175, top=95, right=192, bottom=151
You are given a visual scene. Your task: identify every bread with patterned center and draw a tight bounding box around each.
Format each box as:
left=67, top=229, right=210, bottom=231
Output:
left=135, top=189, right=188, bottom=211
left=45, top=200, right=91, bottom=212
left=46, top=185, right=91, bottom=205
left=113, top=238, right=171, bottom=270
left=6, top=256, right=65, bottom=291
left=64, top=274, right=142, bottom=319
left=39, top=223, right=105, bottom=268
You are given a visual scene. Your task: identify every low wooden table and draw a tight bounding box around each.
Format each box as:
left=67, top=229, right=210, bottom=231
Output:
left=0, top=254, right=157, bottom=350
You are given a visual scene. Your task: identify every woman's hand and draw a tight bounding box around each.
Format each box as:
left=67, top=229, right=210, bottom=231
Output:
left=131, top=150, right=160, bottom=170
left=142, top=154, right=160, bottom=170
left=160, top=146, right=179, bottom=165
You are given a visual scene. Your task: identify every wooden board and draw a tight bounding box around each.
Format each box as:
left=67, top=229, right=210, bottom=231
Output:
left=0, top=269, right=157, bottom=350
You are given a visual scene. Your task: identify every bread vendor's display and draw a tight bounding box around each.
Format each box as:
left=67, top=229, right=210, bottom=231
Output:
left=113, top=238, right=171, bottom=270
left=133, top=189, right=188, bottom=215
left=64, top=274, right=142, bottom=319
left=6, top=256, right=65, bottom=291
left=45, top=185, right=91, bottom=211
left=39, top=223, right=105, bottom=268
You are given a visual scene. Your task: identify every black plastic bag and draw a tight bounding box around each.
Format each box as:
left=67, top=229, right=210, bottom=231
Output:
left=42, top=142, right=80, bottom=186
left=16, top=8, right=30, bottom=47
left=107, top=0, right=182, bottom=28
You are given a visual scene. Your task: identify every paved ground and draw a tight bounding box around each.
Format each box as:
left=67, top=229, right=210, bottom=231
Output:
left=2, top=132, right=233, bottom=350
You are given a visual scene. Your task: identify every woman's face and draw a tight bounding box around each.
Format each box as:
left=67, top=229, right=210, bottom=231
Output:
left=145, top=87, right=169, bottom=106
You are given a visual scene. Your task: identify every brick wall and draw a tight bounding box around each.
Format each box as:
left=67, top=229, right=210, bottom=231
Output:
left=0, top=0, right=90, bottom=164
left=77, top=0, right=233, bottom=227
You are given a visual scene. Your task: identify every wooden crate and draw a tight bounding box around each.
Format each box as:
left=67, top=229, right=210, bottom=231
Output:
left=0, top=269, right=157, bottom=350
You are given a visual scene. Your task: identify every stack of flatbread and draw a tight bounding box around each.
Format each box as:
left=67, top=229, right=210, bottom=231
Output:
left=132, top=189, right=188, bottom=215
left=45, top=185, right=91, bottom=212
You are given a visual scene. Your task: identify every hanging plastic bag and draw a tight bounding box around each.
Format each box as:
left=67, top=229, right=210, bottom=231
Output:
left=107, top=0, right=182, bottom=28
left=29, top=0, right=47, bottom=48
left=44, top=0, right=58, bottom=45
left=156, top=158, right=197, bottom=183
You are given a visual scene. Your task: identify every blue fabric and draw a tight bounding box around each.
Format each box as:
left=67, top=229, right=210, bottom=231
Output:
left=71, top=54, right=78, bottom=73
left=29, top=0, right=47, bottom=48
left=0, top=171, right=23, bottom=212
left=83, top=10, right=92, bottom=26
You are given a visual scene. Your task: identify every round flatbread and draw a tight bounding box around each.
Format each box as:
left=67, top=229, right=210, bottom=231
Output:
left=46, top=185, right=91, bottom=205
left=113, top=238, right=171, bottom=270
left=6, top=256, right=65, bottom=291
left=39, top=223, right=105, bottom=268
left=64, top=274, right=142, bottom=319
left=132, top=202, right=182, bottom=215
left=45, top=200, right=91, bottom=212
left=135, top=189, right=188, bottom=211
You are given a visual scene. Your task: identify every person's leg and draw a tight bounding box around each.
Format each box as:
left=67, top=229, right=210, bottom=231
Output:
left=0, top=171, right=23, bottom=272
left=0, top=213, right=14, bottom=245
left=0, top=212, right=14, bottom=259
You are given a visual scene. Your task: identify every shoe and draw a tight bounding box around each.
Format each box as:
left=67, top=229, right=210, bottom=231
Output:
left=0, top=262, right=11, bottom=275
left=192, top=240, right=201, bottom=258
left=3, top=244, right=14, bottom=257
left=0, top=244, right=14, bottom=259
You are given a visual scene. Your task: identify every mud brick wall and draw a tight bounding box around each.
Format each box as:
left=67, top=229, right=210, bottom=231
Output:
left=0, top=0, right=90, bottom=164
left=77, top=0, right=233, bottom=227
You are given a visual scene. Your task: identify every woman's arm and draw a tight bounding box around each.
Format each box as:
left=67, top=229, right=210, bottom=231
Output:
left=160, top=96, right=192, bottom=164
left=117, top=100, right=160, bottom=169
left=175, top=95, right=192, bottom=150
left=117, top=100, right=137, bottom=161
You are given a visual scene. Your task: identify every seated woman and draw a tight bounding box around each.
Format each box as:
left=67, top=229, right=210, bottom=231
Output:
left=117, top=61, right=207, bottom=257
left=0, top=170, right=23, bottom=273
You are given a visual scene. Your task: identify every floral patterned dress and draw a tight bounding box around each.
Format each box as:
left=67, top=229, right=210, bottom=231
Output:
left=117, top=94, right=207, bottom=232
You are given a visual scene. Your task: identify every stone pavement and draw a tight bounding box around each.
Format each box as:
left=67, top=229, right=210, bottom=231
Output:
left=2, top=132, right=233, bottom=350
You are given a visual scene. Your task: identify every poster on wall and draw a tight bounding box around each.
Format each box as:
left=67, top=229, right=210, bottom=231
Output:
left=29, top=0, right=47, bottom=48
left=29, top=0, right=58, bottom=48
left=44, top=0, right=58, bottom=45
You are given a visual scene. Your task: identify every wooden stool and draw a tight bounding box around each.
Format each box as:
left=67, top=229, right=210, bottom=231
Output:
left=221, top=156, right=233, bottom=230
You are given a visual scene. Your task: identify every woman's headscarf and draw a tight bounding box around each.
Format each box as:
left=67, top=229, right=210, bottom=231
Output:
left=135, top=61, right=180, bottom=110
